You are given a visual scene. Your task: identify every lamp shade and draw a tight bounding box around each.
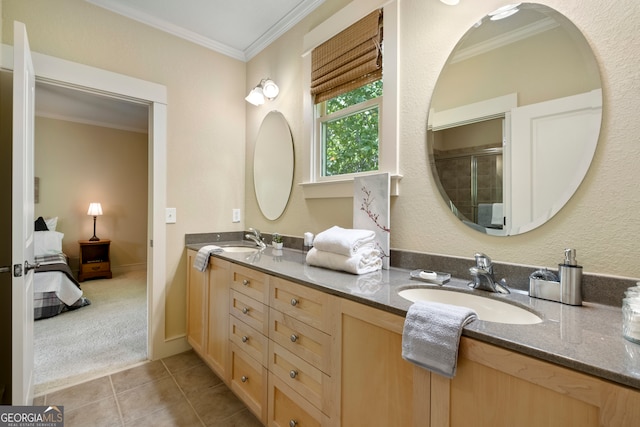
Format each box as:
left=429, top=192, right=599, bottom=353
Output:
left=87, top=202, right=103, bottom=216
left=245, top=87, right=265, bottom=106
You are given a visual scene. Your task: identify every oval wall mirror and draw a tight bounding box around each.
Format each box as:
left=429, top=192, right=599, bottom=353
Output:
left=427, top=3, right=602, bottom=236
left=254, top=111, right=294, bottom=220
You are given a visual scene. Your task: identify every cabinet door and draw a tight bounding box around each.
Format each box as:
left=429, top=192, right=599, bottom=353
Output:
left=432, top=338, right=640, bottom=427
left=205, top=257, right=230, bottom=381
left=334, top=299, right=431, bottom=426
left=186, top=250, right=207, bottom=355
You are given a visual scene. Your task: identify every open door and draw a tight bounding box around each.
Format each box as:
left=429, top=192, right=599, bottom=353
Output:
left=12, top=21, right=36, bottom=405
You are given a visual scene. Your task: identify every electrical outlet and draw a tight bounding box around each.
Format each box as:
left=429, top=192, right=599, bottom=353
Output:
left=232, top=208, right=241, bottom=223
left=165, top=207, right=177, bottom=224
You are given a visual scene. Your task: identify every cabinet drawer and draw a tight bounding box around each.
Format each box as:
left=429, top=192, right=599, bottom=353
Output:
left=270, top=309, right=332, bottom=375
left=268, top=373, right=327, bottom=427
left=229, top=315, right=268, bottom=366
left=270, top=277, right=331, bottom=333
left=230, top=290, right=269, bottom=336
left=230, top=343, right=268, bottom=423
left=269, top=342, right=331, bottom=414
left=81, top=262, right=110, bottom=274
left=230, top=264, right=269, bottom=303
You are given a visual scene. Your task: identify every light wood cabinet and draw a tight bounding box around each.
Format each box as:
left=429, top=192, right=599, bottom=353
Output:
left=229, top=264, right=270, bottom=424
left=266, top=276, right=336, bottom=426
left=188, top=254, right=640, bottom=427
left=333, top=298, right=431, bottom=426
left=432, top=337, right=640, bottom=427
left=186, top=250, right=207, bottom=355
left=186, top=250, right=230, bottom=381
left=204, top=257, right=231, bottom=380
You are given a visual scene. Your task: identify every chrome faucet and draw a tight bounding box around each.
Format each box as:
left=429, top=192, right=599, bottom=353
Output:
left=245, top=228, right=266, bottom=249
left=468, top=252, right=510, bottom=294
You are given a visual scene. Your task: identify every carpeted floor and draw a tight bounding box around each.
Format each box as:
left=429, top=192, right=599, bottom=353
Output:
left=33, top=269, right=148, bottom=396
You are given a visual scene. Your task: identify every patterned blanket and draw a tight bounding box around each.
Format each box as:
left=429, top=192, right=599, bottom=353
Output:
left=34, top=253, right=91, bottom=320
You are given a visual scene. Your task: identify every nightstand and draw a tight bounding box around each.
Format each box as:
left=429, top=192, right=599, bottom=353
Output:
left=78, top=239, right=112, bottom=282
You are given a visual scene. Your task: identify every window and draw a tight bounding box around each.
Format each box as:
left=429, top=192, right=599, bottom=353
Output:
left=311, top=9, right=383, bottom=180
left=317, top=80, right=383, bottom=177
left=302, top=0, right=400, bottom=198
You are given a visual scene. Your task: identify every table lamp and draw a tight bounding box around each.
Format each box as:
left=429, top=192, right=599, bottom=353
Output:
left=87, top=202, right=103, bottom=241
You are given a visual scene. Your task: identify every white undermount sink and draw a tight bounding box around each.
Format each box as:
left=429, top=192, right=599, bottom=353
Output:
left=398, top=288, right=542, bottom=325
left=221, top=246, right=260, bottom=253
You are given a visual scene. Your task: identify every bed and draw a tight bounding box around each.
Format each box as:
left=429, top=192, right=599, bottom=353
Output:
left=33, top=217, right=91, bottom=320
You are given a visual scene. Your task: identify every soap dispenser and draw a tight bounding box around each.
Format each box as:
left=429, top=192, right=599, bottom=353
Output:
left=559, top=248, right=582, bottom=306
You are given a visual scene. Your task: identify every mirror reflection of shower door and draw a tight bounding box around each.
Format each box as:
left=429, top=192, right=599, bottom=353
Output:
left=433, top=118, right=504, bottom=229
left=435, top=150, right=502, bottom=226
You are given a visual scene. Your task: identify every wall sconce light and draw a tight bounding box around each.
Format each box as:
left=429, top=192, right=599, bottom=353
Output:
left=245, top=78, right=279, bottom=106
left=440, top=0, right=460, bottom=5
left=87, top=202, right=103, bottom=241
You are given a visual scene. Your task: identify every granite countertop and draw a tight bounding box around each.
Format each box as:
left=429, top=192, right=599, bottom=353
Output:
left=187, top=242, right=640, bottom=390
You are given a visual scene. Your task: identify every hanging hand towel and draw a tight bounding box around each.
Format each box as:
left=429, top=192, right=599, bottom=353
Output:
left=193, top=245, right=223, bottom=272
left=313, top=226, right=376, bottom=257
left=305, top=247, right=382, bottom=275
left=402, top=300, right=477, bottom=378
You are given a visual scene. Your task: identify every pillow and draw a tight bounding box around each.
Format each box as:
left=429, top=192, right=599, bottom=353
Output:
left=34, top=217, right=48, bottom=231
left=34, top=231, right=64, bottom=257
left=45, top=217, right=58, bottom=231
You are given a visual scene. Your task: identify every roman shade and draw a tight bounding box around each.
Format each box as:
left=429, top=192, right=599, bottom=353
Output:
left=311, top=9, right=383, bottom=103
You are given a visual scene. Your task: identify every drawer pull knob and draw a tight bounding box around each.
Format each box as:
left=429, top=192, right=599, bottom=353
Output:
left=242, top=279, right=249, bottom=286
left=241, top=336, right=248, bottom=343
left=242, top=307, right=249, bottom=315
left=290, top=334, right=298, bottom=343
left=289, top=420, right=298, bottom=427
left=289, top=370, right=298, bottom=379
left=241, top=376, right=248, bottom=383
left=290, top=298, right=298, bottom=306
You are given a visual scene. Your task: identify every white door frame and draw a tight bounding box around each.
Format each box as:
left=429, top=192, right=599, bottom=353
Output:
left=1, top=43, right=185, bottom=360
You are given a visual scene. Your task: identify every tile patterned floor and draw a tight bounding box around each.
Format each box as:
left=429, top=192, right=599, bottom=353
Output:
left=33, top=350, right=262, bottom=427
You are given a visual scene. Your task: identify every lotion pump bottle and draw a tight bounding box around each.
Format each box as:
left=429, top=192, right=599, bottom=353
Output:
left=559, top=248, right=582, bottom=306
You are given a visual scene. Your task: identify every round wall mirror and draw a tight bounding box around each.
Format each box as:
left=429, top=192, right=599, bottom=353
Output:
left=427, top=3, right=602, bottom=236
left=254, top=111, right=294, bottom=220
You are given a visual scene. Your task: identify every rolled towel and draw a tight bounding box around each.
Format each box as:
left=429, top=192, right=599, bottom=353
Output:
left=313, top=226, right=376, bottom=257
left=305, top=247, right=382, bottom=275
left=402, top=301, right=477, bottom=378
left=193, top=245, right=223, bottom=272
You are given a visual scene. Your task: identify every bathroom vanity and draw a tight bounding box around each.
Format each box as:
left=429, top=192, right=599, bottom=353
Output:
left=186, top=245, right=640, bottom=426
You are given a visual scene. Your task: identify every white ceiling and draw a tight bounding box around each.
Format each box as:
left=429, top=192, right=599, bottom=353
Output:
left=86, top=0, right=325, bottom=61
left=36, top=0, right=325, bottom=132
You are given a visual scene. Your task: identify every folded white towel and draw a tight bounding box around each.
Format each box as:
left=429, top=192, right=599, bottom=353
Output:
left=193, top=245, right=223, bottom=272
left=305, top=247, right=382, bottom=275
left=313, top=226, right=376, bottom=257
left=402, top=301, right=477, bottom=378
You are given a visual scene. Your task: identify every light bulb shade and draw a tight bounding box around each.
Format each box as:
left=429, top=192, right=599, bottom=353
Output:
left=440, top=0, right=460, bottom=5
left=262, top=79, right=279, bottom=100
left=245, top=87, right=265, bottom=106
left=87, top=202, right=103, bottom=216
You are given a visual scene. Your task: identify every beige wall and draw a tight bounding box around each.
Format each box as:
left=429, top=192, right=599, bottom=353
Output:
left=34, top=117, right=148, bottom=271
left=246, top=0, right=640, bottom=281
left=3, top=0, right=640, bottom=346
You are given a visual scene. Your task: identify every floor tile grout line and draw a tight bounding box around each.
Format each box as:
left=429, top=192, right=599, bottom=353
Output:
left=109, top=375, right=126, bottom=427
left=161, top=359, right=208, bottom=427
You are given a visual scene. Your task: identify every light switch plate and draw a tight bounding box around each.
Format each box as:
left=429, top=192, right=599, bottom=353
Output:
left=232, top=208, right=241, bottom=223
left=166, top=207, right=177, bottom=224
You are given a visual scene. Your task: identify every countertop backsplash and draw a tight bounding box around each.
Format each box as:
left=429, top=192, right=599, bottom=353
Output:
left=185, top=232, right=636, bottom=308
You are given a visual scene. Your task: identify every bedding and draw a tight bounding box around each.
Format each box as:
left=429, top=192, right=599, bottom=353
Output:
left=33, top=229, right=91, bottom=320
